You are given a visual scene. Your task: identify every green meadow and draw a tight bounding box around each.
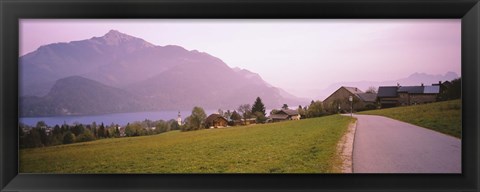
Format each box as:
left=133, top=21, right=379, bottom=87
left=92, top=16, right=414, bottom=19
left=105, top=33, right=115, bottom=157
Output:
left=360, top=99, right=461, bottom=138
left=20, top=115, right=354, bottom=173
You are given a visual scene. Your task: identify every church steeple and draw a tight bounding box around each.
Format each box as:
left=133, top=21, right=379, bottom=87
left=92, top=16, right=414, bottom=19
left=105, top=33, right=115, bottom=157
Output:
left=177, top=111, right=182, bottom=126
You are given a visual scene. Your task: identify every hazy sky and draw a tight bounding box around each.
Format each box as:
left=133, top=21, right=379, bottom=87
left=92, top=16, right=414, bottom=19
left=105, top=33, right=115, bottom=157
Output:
left=20, top=19, right=461, bottom=98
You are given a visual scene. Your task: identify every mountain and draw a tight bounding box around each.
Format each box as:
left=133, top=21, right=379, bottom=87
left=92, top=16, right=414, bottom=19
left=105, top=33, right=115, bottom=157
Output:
left=20, top=30, right=307, bottom=116
left=20, top=30, right=155, bottom=96
left=126, top=56, right=308, bottom=110
left=317, top=72, right=459, bottom=100
left=20, top=76, right=145, bottom=117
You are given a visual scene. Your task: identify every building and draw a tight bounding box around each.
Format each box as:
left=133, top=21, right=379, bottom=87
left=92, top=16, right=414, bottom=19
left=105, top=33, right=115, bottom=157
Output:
left=269, top=109, right=301, bottom=122
left=376, top=86, right=399, bottom=108
left=323, top=86, right=378, bottom=113
left=377, top=83, right=440, bottom=108
left=205, top=114, right=229, bottom=128
left=177, top=111, right=182, bottom=126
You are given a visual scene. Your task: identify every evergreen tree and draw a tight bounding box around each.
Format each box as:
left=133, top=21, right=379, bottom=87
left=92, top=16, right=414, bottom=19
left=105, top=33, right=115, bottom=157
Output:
left=230, top=110, right=242, bottom=121
left=445, top=77, right=461, bottom=100
left=114, top=124, right=120, bottom=137
left=98, top=123, right=105, bottom=138
left=25, top=128, right=43, bottom=148
left=282, top=104, right=289, bottom=110
left=105, top=128, right=110, bottom=138
left=91, top=122, right=98, bottom=138
left=251, top=97, right=266, bottom=116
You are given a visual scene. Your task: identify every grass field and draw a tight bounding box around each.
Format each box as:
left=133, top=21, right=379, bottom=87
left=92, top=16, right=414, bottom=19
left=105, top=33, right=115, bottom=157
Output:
left=359, top=99, right=461, bottom=138
left=20, top=115, right=354, bottom=173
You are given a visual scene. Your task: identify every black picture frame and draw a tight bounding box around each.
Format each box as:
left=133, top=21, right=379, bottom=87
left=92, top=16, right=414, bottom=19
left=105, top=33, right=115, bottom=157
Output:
left=1, top=0, right=479, bottom=191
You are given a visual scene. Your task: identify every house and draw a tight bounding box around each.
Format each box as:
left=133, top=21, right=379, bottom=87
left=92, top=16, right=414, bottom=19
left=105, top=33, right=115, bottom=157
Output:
left=119, top=127, right=126, bottom=137
left=205, top=114, right=229, bottom=128
left=323, top=86, right=378, bottom=113
left=377, top=83, right=440, bottom=108
left=376, top=86, right=399, bottom=108
left=269, top=109, right=301, bottom=122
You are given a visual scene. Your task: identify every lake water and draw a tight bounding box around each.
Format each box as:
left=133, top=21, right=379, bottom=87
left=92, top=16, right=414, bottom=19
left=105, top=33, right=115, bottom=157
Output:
left=20, top=109, right=275, bottom=127
left=19, top=110, right=217, bottom=127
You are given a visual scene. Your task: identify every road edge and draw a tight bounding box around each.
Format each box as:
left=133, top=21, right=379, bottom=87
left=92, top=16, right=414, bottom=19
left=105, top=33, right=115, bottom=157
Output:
left=336, top=118, right=357, bottom=173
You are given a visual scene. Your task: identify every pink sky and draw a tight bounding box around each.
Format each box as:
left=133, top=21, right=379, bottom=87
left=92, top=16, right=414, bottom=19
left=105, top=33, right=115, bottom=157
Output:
left=20, top=19, right=461, bottom=98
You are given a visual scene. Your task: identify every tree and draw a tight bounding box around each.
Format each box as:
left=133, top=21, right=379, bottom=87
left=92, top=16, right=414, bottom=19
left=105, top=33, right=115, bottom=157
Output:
left=223, top=110, right=232, bottom=120
left=217, top=109, right=224, bottom=117
left=114, top=124, right=120, bottom=137
left=24, top=128, right=43, bottom=148
left=125, top=123, right=135, bottom=136
left=71, top=124, right=85, bottom=136
left=168, top=119, right=180, bottom=131
left=91, top=122, right=98, bottom=138
left=254, top=111, right=267, bottom=123
left=155, top=120, right=168, bottom=133
left=297, top=105, right=306, bottom=118
left=366, top=86, right=377, bottom=94
left=445, top=78, right=461, bottom=100
left=282, top=104, right=289, bottom=110
left=184, top=106, right=207, bottom=131
left=105, top=128, right=110, bottom=138
left=77, top=129, right=95, bottom=142
left=63, top=132, right=76, bottom=144
left=306, top=100, right=325, bottom=118
left=36, top=121, right=47, bottom=129
left=251, top=97, right=266, bottom=116
left=181, top=116, right=192, bottom=131
left=98, top=123, right=105, bottom=138
left=238, top=104, right=252, bottom=125
left=230, top=110, right=242, bottom=121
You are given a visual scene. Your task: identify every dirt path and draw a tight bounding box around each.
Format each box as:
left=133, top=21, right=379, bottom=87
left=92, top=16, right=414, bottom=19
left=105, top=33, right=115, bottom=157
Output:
left=336, top=119, right=357, bottom=173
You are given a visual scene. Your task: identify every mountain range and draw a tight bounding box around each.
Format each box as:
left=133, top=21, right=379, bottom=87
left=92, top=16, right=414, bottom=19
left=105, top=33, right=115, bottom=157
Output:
left=20, top=30, right=308, bottom=117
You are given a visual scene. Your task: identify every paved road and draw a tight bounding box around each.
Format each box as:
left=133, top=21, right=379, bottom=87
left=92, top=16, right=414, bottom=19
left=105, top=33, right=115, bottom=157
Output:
left=352, top=114, right=461, bottom=173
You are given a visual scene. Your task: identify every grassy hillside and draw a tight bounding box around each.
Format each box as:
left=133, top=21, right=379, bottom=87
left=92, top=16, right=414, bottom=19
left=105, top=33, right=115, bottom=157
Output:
left=359, top=99, right=461, bottom=138
left=20, top=115, right=354, bottom=173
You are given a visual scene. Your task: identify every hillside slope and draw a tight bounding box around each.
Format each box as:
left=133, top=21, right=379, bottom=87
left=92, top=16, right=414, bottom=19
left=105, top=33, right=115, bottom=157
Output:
left=20, top=115, right=353, bottom=173
left=359, top=100, right=461, bottom=138
left=20, top=76, right=145, bottom=116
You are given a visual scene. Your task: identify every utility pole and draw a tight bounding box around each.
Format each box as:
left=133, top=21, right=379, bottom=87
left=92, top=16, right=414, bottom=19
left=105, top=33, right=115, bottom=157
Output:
left=349, top=96, right=353, bottom=117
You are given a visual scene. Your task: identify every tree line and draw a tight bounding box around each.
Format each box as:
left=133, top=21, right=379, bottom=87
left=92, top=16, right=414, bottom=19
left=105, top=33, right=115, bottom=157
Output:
left=19, top=119, right=180, bottom=149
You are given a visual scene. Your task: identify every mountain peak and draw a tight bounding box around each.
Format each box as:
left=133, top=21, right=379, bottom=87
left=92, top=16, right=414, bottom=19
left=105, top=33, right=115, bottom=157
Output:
left=98, top=30, right=154, bottom=48
left=102, top=29, right=134, bottom=41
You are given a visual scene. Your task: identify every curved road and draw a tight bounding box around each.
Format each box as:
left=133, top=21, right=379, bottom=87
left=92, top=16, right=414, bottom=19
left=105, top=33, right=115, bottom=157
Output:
left=352, top=114, right=461, bottom=173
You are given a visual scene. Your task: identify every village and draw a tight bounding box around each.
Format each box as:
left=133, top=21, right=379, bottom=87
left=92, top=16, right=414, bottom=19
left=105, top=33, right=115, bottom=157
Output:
left=19, top=78, right=460, bottom=149
left=193, top=80, right=456, bottom=129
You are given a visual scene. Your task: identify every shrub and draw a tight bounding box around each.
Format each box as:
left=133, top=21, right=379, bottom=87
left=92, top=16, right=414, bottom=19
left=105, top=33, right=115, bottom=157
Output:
left=77, top=129, right=95, bottom=142
left=63, top=132, right=76, bottom=144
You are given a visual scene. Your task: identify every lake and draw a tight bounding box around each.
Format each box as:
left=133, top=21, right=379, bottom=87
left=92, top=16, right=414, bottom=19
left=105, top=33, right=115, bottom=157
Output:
left=20, top=109, right=275, bottom=127
left=19, top=110, right=217, bottom=127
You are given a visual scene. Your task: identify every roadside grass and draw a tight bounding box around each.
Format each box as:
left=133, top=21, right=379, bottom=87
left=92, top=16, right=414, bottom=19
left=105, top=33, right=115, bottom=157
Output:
left=359, top=99, right=461, bottom=138
left=20, top=115, right=354, bottom=173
